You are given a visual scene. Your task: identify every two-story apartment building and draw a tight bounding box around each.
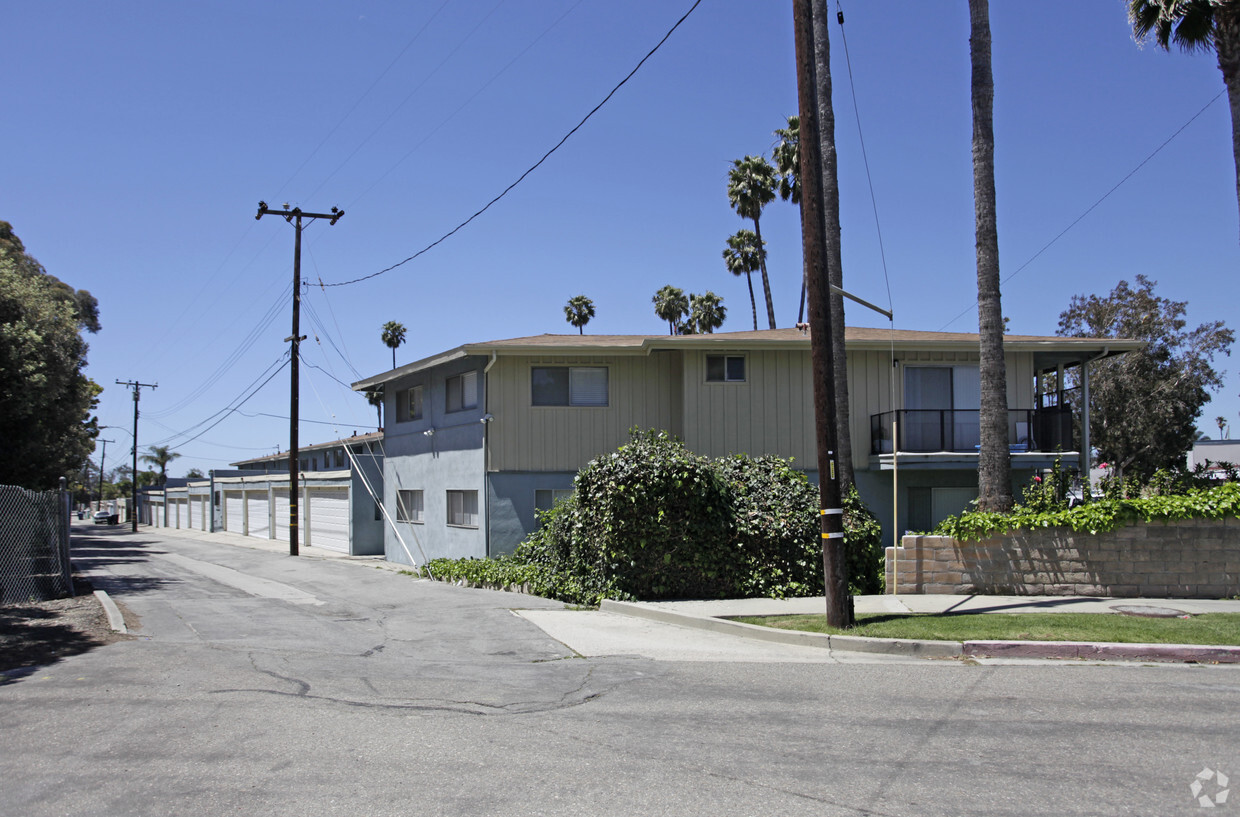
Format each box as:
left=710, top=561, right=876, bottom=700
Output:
left=353, top=328, right=1139, bottom=565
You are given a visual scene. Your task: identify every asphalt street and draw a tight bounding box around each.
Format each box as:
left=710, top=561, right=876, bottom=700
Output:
left=1, top=524, right=1238, bottom=816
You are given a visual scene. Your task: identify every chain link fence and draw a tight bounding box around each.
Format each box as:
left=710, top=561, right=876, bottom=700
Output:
left=0, top=484, right=74, bottom=604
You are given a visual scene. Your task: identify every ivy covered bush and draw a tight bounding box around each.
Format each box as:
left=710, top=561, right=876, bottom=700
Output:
left=427, top=429, right=884, bottom=605
left=934, top=479, right=1240, bottom=542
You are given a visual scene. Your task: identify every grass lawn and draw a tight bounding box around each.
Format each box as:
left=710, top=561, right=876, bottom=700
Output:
left=731, top=612, right=1240, bottom=645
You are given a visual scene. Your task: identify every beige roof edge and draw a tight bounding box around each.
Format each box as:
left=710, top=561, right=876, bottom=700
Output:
left=351, top=330, right=1145, bottom=387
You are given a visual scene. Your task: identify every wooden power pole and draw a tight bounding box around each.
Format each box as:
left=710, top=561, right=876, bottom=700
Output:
left=256, top=202, right=344, bottom=557
left=793, top=0, right=852, bottom=627
left=116, top=380, right=157, bottom=533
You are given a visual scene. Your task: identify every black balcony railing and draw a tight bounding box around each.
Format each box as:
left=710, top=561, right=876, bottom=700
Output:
left=870, top=408, right=1074, bottom=455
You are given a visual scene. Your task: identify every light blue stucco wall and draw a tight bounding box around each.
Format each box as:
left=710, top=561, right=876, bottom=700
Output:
left=381, top=356, right=489, bottom=565
left=486, top=471, right=577, bottom=556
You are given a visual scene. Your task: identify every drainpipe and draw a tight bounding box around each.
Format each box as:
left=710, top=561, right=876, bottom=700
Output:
left=1079, top=347, right=1109, bottom=477
left=482, top=352, right=498, bottom=557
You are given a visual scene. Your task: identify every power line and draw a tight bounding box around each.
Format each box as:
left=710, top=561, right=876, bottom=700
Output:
left=320, top=0, right=704, bottom=288
left=151, top=354, right=291, bottom=446
left=937, top=89, right=1226, bottom=331
left=165, top=358, right=292, bottom=451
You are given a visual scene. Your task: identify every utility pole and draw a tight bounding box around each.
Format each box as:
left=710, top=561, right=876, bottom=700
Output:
left=256, top=201, right=345, bottom=557
left=117, top=380, right=157, bottom=533
left=793, top=0, right=851, bottom=627
left=96, top=438, right=114, bottom=512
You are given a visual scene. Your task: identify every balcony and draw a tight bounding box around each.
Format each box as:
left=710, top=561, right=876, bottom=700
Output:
left=870, top=407, right=1074, bottom=455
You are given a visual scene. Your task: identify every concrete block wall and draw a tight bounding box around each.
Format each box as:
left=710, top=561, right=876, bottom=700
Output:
left=885, top=518, right=1240, bottom=598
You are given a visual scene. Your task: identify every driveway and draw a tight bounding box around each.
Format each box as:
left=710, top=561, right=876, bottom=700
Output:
left=1, top=525, right=1237, bottom=816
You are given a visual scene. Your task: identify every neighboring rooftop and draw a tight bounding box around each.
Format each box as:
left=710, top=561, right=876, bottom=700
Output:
left=229, top=430, right=384, bottom=468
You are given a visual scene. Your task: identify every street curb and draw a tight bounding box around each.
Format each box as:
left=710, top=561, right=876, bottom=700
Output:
left=93, top=590, right=127, bottom=635
left=600, top=599, right=1240, bottom=663
left=600, top=599, right=962, bottom=659
left=963, top=640, right=1240, bottom=663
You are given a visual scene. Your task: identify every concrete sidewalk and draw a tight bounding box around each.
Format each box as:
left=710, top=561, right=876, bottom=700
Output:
left=600, top=595, right=1240, bottom=664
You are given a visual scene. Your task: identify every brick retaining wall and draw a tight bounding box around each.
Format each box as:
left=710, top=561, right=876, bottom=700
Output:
left=885, top=518, right=1240, bottom=598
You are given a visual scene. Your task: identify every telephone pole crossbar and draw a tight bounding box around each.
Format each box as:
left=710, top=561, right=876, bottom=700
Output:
left=255, top=201, right=345, bottom=557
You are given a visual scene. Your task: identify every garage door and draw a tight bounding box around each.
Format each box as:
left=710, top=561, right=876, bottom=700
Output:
left=246, top=492, right=270, bottom=539
left=273, top=489, right=292, bottom=544
left=149, top=501, right=163, bottom=527
left=307, top=488, right=349, bottom=552
left=224, top=492, right=245, bottom=534
left=187, top=497, right=198, bottom=530
left=171, top=498, right=187, bottom=529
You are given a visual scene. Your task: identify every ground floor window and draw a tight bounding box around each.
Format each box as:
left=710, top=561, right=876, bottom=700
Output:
left=446, top=489, right=479, bottom=528
left=397, top=489, right=424, bottom=523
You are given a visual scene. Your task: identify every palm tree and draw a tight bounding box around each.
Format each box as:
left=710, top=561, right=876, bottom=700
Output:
left=365, top=387, right=384, bottom=429
left=1130, top=0, right=1240, bottom=236
left=689, top=292, right=727, bottom=334
left=652, top=285, right=689, bottom=335
left=563, top=295, right=595, bottom=334
left=773, top=115, right=809, bottom=323
left=1218, top=415, right=1229, bottom=439
left=140, top=445, right=181, bottom=486
left=726, top=155, right=779, bottom=328
left=970, top=0, right=1013, bottom=513
left=381, top=321, right=406, bottom=369
left=722, top=230, right=764, bottom=331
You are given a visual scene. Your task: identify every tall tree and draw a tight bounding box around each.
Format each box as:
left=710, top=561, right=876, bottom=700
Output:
left=0, top=224, right=100, bottom=489
left=970, top=0, right=1013, bottom=513
left=773, top=115, right=807, bottom=322
left=364, top=387, right=384, bottom=429
left=726, top=155, right=779, bottom=329
left=381, top=321, right=406, bottom=369
left=140, top=445, right=182, bottom=486
left=563, top=295, right=595, bottom=335
left=688, top=291, right=727, bottom=334
left=1058, top=274, right=1234, bottom=481
left=652, top=285, right=689, bottom=335
left=1130, top=0, right=1240, bottom=236
left=1218, top=415, right=1229, bottom=438
left=722, top=230, right=764, bottom=330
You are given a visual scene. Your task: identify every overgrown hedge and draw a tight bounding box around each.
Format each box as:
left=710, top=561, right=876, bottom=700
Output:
left=427, top=429, right=883, bottom=605
left=934, top=480, right=1240, bottom=541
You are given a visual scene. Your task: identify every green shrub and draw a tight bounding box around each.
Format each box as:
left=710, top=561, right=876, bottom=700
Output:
left=428, top=429, right=886, bottom=604
left=934, top=480, right=1240, bottom=541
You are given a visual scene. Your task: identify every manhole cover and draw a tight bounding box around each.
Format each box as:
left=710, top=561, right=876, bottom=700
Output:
left=1111, top=605, right=1189, bottom=618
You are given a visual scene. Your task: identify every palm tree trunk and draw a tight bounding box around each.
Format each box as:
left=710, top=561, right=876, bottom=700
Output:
left=1217, top=7, right=1240, bottom=240
left=813, top=0, right=853, bottom=490
left=970, top=0, right=1012, bottom=512
left=746, top=272, right=758, bottom=330
left=752, top=218, right=777, bottom=329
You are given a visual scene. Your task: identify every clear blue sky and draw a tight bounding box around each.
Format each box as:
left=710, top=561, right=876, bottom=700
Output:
left=5, top=1, right=1238, bottom=478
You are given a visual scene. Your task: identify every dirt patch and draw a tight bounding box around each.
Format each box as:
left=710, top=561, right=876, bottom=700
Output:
left=0, top=578, right=133, bottom=680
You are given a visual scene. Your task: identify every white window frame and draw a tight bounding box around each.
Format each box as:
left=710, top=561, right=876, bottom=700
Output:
left=446, top=489, right=479, bottom=528
left=531, top=366, right=609, bottom=407
left=705, top=355, right=746, bottom=383
left=397, top=489, right=424, bottom=524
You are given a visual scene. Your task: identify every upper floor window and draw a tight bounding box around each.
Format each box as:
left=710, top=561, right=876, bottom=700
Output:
left=446, top=371, right=478, bottom=413
left=706, top=355, right=745, bottom=382
left=531, top=366, right=608, bottom=407
left=396, top=385, right=424, bottom=422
